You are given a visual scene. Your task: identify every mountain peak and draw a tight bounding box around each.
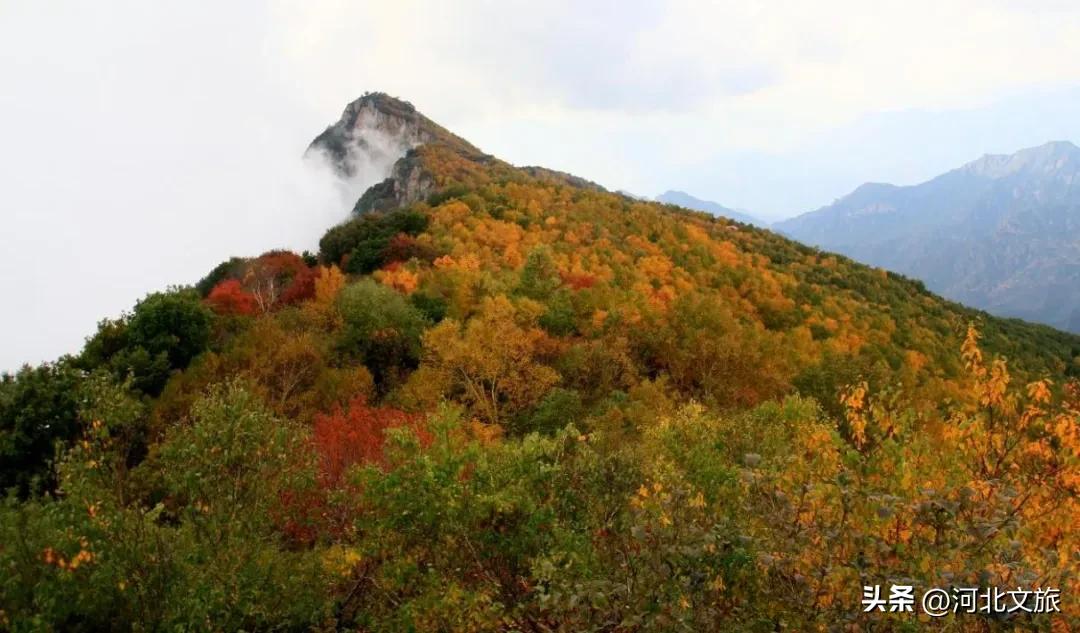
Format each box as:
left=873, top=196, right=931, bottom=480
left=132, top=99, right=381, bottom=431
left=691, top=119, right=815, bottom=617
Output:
left=307, top=92, right=483, bottom=179
left=346, top=92, right=419, bottom=118
left=962, top=139, right=1080, bottom=179
left=1036, top=139, right=1078, bottom=152
left=305, top=92, right=495, bottom=214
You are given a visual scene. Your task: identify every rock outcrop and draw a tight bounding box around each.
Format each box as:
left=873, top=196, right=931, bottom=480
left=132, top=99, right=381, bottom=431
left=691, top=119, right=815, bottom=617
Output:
left=307, top=92, right=488, bottom=213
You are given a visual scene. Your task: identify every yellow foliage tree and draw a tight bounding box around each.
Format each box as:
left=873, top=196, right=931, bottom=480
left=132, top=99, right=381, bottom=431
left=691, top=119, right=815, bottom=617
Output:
left=420, top=295, right=559, bottom=425
left=304, top=265, right=346, bottom=329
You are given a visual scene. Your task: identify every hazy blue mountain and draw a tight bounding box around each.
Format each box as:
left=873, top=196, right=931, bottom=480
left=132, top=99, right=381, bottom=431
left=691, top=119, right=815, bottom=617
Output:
left=775, top=141, right=1080, bottom=331
left=656, top=190, right=763, bottom=226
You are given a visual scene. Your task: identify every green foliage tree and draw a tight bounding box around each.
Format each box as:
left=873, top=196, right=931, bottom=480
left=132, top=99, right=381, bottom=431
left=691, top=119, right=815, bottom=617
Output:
left=518, top=387, right=583, bottom=435
left=126, top=289, right=212, bottom=371
left=409, top=291, right=448, bottom=323
left=538, top=288, right=578, bottom=336
left=517, top=246, right=561, bottom=300
left=318, top=209, right=430, bottom=274
left=78, top=288, right=212, bottom=395
left=0, top=361, right=81, bottom=497
left=337, top=279, right=429, bottom=388
left=0, top=382, right=329, bottom=630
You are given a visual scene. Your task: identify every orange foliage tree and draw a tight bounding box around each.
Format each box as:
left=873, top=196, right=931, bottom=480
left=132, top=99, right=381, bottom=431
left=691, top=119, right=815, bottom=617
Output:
left=312, top=396, right=428, bottom=486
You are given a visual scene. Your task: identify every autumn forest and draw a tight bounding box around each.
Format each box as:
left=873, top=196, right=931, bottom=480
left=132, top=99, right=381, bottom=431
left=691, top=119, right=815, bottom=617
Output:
left=2, top=94, right=1079, bottom=632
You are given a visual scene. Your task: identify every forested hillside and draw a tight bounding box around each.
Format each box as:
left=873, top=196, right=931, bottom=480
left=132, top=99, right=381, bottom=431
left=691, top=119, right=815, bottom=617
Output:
left=2, top=94, right=1078, bottom=631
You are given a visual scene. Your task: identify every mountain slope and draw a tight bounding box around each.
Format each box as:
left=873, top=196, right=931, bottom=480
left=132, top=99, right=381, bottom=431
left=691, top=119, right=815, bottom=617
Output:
left=656, top=189, right=764, bottom=226
left=4, top=93, right=1080, bottom=630
left=312, top=95, right=1080, bottom=400
left=776, top=141, right=1080, bottom=331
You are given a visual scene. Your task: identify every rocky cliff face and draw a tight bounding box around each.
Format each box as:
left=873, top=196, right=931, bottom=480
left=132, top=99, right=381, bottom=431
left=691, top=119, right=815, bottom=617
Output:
left=307, top=93, right=486, bottom=213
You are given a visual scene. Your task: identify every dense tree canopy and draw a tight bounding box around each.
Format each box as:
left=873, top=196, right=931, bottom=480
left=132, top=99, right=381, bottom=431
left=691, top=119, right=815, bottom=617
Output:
left=2, top=138, right=1079, bottom=630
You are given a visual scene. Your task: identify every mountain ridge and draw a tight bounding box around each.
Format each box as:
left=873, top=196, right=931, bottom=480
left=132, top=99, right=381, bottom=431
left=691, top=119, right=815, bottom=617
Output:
left=311, top=93, right=1080, bottom=386
left=655, top=190, right=764, bottom=226
left=775, top=140, right=1080, bottom=331
left=319, top=97, right=1080, bottom=335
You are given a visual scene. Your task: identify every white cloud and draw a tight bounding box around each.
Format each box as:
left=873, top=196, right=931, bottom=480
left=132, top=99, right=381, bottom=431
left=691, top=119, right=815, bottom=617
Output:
left=268, top=0, right=1080, bottom=131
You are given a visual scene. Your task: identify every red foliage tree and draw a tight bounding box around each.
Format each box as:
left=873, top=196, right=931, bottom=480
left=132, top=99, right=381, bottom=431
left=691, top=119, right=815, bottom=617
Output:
left=205, top=279, right=258, bottom=316
left=561, top=272, right=598, bottom=290
left=253, top=250, right=308, bottom=276
left=278, top=265, right=319, bottom=306
left=312, top=397, right=428, bottom=486
left=381, top=233, right=438, bottom=265
left=274, top=480, right=327, bottom=546
left=244, top=250, right=309, bottom=312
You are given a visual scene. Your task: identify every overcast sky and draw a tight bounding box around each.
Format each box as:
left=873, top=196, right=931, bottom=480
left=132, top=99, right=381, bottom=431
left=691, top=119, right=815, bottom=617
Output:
left=3, top=0, right=1080, bottom=371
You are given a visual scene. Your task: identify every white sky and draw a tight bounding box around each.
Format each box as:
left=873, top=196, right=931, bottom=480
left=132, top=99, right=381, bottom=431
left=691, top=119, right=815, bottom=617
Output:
left=3, top=0, right=1080, bottom=371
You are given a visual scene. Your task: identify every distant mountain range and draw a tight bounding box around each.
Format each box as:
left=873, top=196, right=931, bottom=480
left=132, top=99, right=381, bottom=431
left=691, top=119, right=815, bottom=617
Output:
left=774, top=140, right=1080, bottom=332
left=655, top=190, right=765, bottom=226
